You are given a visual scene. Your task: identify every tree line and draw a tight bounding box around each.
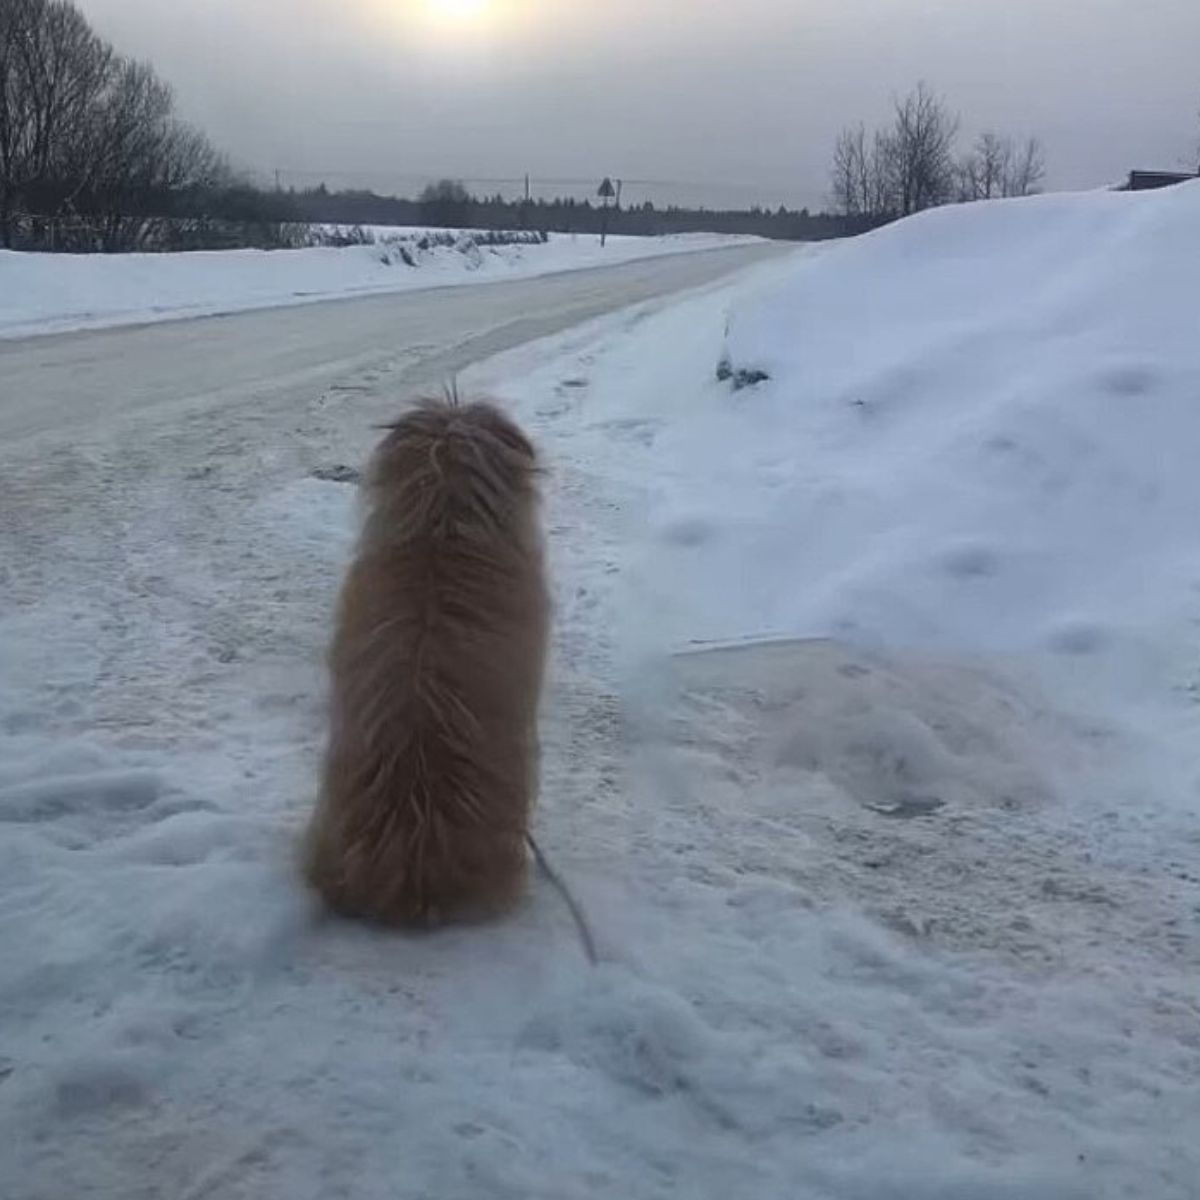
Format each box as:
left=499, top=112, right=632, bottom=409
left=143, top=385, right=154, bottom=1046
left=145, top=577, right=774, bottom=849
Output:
left=294, top=180, right=883, bottom=242
left=831, top=82, right=1046, bottom=218
left=0, top=0, right=288, bottom=250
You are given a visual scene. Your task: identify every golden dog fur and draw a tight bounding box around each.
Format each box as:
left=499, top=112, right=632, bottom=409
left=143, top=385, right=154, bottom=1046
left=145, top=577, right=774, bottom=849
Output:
left=303, top=395, right=549, bottom=926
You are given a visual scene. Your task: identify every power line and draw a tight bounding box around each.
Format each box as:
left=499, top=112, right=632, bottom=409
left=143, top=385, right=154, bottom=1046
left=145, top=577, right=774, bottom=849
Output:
left=256, top=165, right=815, bottom=202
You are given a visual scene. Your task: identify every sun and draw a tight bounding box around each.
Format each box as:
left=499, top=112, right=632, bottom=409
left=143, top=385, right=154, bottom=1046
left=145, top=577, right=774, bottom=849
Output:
left=424, top=0, right=491, bottom=24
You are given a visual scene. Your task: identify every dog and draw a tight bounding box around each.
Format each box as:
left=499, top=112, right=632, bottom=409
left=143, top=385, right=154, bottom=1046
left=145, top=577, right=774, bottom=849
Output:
left=303, top=394, right=549, bottom=927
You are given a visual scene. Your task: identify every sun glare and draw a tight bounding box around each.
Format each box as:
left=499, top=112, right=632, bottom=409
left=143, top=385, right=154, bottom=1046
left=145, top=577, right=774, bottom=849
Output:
left=424, top=0, right=491, bottom=24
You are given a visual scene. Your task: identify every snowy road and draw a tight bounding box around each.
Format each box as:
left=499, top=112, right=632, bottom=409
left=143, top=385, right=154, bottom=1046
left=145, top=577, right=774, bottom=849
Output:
left=0, top=243, right=784, bottom=442
left=1, top=245, right=799, bottom=1200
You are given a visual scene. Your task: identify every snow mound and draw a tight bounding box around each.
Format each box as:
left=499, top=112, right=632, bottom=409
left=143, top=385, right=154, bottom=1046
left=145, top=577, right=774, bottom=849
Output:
left=665, top=638, right=1080, bottom=816
left=636, top=637, right=1155, bottom=960
left=0, top=230, right=757, bottom=339
left=657, top=184, right=1200, bottom=739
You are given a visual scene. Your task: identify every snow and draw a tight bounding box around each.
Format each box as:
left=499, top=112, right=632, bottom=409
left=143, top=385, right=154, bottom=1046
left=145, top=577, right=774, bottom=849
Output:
left=0, top=229, right=758, bottom=340
left=3, top=182, right=1200, bottom=1198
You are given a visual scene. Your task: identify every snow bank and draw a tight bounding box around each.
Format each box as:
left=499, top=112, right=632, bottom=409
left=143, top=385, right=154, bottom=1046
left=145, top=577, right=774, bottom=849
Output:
left=0, top=229, right=757, bottom=340
left=657, top=183, right=1200, bottom=734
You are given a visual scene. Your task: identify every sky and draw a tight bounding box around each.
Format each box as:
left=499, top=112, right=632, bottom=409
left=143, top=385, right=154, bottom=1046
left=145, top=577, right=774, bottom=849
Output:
left=76, top=0, right=1200, bottom=211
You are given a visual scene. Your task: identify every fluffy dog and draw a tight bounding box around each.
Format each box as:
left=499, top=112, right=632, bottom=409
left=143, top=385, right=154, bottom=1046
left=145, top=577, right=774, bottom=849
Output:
left=303, top=395, right=549, bottom=926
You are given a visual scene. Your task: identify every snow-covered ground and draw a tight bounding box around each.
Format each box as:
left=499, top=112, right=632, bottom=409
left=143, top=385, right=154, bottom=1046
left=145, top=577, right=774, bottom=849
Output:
left=3, top=184, right=1199, bottom=1198
left=0, top=229, right=757, bottom=340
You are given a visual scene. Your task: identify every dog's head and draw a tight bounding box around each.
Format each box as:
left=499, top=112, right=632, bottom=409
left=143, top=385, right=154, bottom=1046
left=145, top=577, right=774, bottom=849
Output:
left=368, top=395, right=541, bottom=535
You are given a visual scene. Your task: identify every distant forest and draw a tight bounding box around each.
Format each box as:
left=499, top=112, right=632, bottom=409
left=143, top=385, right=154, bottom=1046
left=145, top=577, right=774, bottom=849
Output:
left=285, top=182, right=884, bottom=242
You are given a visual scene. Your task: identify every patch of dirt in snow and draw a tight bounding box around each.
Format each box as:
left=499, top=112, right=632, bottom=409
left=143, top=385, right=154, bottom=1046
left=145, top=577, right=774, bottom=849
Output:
left=646, top=637, right=1197, bottom=974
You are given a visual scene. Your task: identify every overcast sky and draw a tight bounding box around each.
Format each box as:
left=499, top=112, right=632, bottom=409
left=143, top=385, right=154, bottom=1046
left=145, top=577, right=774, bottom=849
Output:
left=76, top=0, right=1199, bottom=209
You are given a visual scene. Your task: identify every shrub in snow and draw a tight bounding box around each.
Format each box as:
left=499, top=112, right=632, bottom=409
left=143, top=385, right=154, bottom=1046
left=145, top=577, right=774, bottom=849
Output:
left=732, top=368, right=770, bottom=390
left=455, top=235, right=484, bottom=270
left=716, top=354, right=770, bottom=390
left=310, top=225, right=375, bottom=248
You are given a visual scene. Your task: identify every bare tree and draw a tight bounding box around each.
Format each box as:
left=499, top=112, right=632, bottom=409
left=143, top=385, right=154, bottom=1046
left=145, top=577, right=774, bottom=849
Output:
left=0, top=0, right=29, bottom=243
left=957, top=131, right=1011, bottom=201
left=830, top=124, right=865, bottom=216
left=830, top=121, right=898, bottom=218
left=831, top=123, right=880, bottom=216
left=83, top=58, right=183, bottom=247
left=832, top=83, right=959, bottom=220
left=1003, top=137, right=1045, bottom=197
left=885, top=82, right=959, bottom=216
left=1, top=0, right=230, bottom=250
left=867, top=129, right=895, bottom=214
left=832, top=85, right=1047, bottom=223
left=957, top=133, right=1043, bottom=200
left=0, top=0, right=113, bottom=245
left=0, top=0, right=47, bottom=244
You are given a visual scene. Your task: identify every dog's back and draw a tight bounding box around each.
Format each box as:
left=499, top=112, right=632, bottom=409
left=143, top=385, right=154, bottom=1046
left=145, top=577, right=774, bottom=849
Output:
left=304, top=397, right=549, bottom=926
